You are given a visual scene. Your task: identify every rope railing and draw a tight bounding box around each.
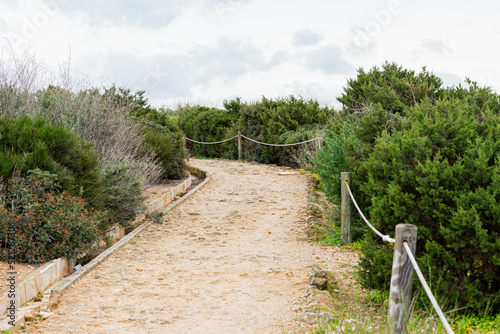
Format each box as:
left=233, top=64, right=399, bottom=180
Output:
left=404, top=242, right=454, bottom=334
left=343, top=179, right=453, bottom=334
left=184, top=134, right=322, bottom=147
left=184, top=134, right=323, bottom=160
left=184, top=135, right=239, bottom=145
left=240, top=134, right=323, bottom=147
left=345, top=181, right=395, bottom=243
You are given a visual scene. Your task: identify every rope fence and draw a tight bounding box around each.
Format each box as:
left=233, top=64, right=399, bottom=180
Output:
left=240, top=134, right=323, bottom=147
left=404, top=242, right=453, bottom=334
left=183, top=133, right=324, bottom=159
left=184, top=135, right=239, bottom=145
left=344, top=179, right=454, bottom=334
left=344, top=180, right=395, bottom=243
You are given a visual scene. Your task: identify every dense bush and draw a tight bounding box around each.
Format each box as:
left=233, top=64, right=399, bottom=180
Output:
left=0, top=170, right=99, bottom=263
left=0, top=116, right=104, bottom=210
left=141, top=125, right=185, bottom=179
left=36, top=85, right=164, bottom=186
left=317, top=62, right=500, bottom=314
left=355, top=91, right=500, bottom=313
left=318, top=63, right=446, bottom=203
left=100, top=159, right=145, bottom=228
left=316, top=122, right=358, bottom=203
left=124, top=89, right=186, bottom=179
left=238, top=96, right=330, bottom=164
left=0, top=51, right=187, bottom=262
left=179, top=105, right=238, bottom=159
left=338, top=61, right=443, bottom=115
left=275, top=124, right=324, bottom=167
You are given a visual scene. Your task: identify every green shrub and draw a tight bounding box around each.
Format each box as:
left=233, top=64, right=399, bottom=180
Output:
left=35, top=85, right=164, bottom=187
left=0, top=170, right=99, bottom=263
left=239, top=96, right=331, bottom=164
left=101, top=159, right=145, bottom=229
left=321, top=63, right=444, bottom=193
left=179, top=106, right=238, bottom=158
left=338, top=61, right=443, bottom=115
left=140, top=125, right=185, bottom=179
left=125, top=90, right=185, bottom=179
left=272, top=125, right=324, bottom=168
left=357, top=96, right=500, bottom=314
left=316, top=122, right=358, bottom=203
left=0, top=116, right=104, bottom=210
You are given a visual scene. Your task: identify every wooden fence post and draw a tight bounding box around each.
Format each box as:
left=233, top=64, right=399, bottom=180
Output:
left=183, top=136, right=186, bottom=150
left=388, top=224, right=418, bottom=334
left=341, top=172, right=352, bottom=244
left=317, top=138, right=322, bottom=150
left=238, top=131, right=242, bottom=160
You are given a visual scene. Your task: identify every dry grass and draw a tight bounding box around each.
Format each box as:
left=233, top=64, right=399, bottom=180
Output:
left=0, top=43, right=162, bottom=187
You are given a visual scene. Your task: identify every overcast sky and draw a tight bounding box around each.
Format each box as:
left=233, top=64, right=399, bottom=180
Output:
left=1, top=0, right=499, bottom=109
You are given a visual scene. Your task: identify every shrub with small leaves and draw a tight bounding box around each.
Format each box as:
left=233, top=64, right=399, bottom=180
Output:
left=357, top=93, right=500, bottom=314
left=0, top=115, right=104, bottom=210
left=0, top=170, right=99, bottom=263
left=101, top=159, right=145, bottom=229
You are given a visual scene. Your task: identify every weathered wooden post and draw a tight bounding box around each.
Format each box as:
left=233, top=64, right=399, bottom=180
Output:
left=341, top=172, right=352, bottom=244
left=238, top=131, right=242, bottom=160
left=388, top=224, right=418, bottom=334
left=316, top=138, right=322, bottom=150
left=183, top=136, right=186, bottom=150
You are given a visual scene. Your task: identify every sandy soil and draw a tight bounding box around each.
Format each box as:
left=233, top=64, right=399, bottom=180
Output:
left=25, top=159, right=359, bottom=334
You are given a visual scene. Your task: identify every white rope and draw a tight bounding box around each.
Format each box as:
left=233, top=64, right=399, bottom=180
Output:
left=344, top=181, right=395, bottom=243
left=184, top=135, right=323, bottom=147
left=184, top=135, right=238, bottom=145
left=403, top=242, right=454, bottom=334
left=344, top=180, right=454, bottom=333
left=240, top=134, right=323, bottom=147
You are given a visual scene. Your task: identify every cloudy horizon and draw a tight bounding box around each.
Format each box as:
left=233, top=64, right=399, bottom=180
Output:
left=1, top=0, right=499, bottom=109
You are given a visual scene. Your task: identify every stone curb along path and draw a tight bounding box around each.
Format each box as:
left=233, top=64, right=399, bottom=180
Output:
left=0, top=166, right=210, bottom=333
left=47, top=167, right=210, bottom=310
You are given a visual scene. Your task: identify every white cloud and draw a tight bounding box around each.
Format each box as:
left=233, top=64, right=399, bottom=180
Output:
left=293, top=29, right=323, bottom=46
left=306, top=44, right=353, bottom=75
left=1, top=0, right=500, bottom=108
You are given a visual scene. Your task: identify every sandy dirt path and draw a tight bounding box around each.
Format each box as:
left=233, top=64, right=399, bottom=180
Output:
left=26, top=159, right=356, bottom=334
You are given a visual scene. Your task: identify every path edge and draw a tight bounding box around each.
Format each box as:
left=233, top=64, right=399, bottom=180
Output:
left=47, top=165, right=210, bottom=309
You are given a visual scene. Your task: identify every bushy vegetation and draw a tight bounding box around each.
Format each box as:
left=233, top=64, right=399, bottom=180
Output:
left=106, top=87, right=186, bottom=179
left=178, top=96, right=329, bottom=167
left=100, top=159, right=145, bottom=229
left=358, top=94, right=500, bottom=313
left=0, top=116, right=103, bottom=210
left=0, top=170, right=99, bottom=263
left=338, top=61, right=443, bottom=115
left=317, top=62, right=500, bottom=315
left=179, top=105, right=239, bottom=159
left=0, top=50, right=186, bottom=263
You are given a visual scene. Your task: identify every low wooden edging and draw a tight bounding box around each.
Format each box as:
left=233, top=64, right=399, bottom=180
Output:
left=0, top=166, right=210, bottom=331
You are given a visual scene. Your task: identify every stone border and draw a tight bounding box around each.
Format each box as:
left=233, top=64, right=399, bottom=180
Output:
left=0, top=166, right=210, bottom=331
left=105, top=171, right=194, bottom=243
